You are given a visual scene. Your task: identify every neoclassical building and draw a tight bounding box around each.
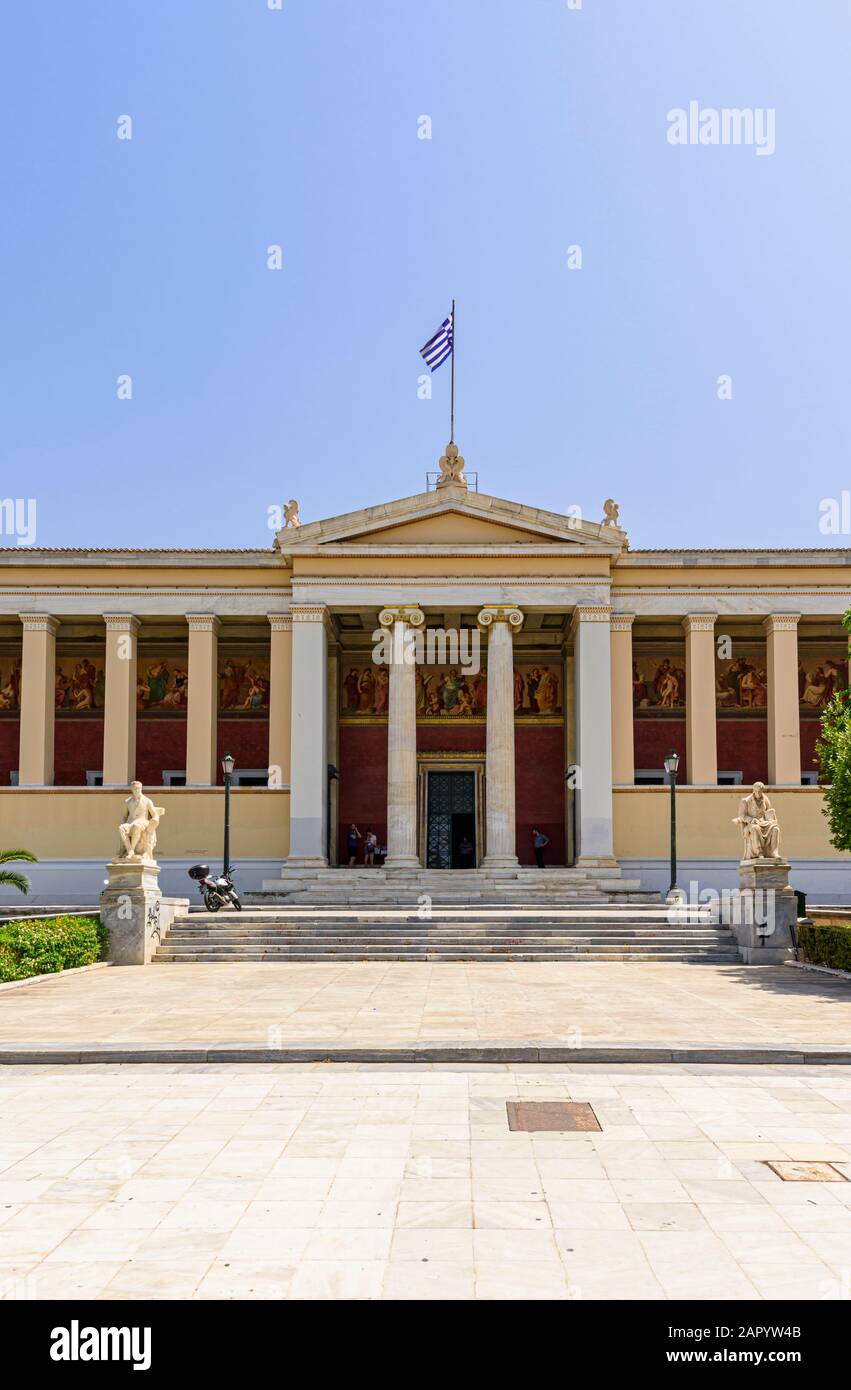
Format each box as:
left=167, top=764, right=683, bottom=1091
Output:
left=1, top=470, right=849, bottom=902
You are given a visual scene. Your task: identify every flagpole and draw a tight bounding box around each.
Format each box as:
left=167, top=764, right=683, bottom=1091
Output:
left=450, top=297, right=456, bottom=444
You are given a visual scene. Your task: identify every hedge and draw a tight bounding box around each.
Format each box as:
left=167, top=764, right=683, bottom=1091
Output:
left=0, top=915, right=107, bottom=983
left=797, top=920, right=851, bottom=973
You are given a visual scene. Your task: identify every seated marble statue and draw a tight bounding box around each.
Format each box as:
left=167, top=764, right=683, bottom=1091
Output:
left=117, top=781, right=164, bottom=862
left=733, top=782, right=781, bottom=860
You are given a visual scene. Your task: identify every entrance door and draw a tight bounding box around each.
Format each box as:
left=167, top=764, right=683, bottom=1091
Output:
left=426, top=771, right=476, bottom=869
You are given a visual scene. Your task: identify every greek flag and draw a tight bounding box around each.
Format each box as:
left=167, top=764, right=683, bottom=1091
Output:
left=420, top=312, right=453, bottom=371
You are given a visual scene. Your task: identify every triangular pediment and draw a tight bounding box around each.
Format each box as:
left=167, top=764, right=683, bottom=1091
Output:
left=275, top=485, right=627, bottom=555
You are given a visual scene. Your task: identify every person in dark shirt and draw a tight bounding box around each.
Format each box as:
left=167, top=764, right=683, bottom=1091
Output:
left=532, top=828, right=550, bottom=869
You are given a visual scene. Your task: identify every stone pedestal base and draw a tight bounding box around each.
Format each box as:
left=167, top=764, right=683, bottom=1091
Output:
left=482, top=854, right=519, bottom=870
left=100, top=859, right=163, bottom=966
left=733, top=857, right=797, bottom=965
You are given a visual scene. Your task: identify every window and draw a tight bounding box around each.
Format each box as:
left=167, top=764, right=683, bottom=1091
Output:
left=162, top=770, right=187, bottom=786
left=232, top=769, right=273, bottom=786
left=717, top=771, right=743, bottom=786
left=86, top=771, right=103, bottom=786
left=801, top=771, right=819, bottom=786
left=634, top=770, right=666, bottom=785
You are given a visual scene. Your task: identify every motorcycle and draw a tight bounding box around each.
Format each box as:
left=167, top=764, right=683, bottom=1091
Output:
left=188, top=863, right=242, bottom=913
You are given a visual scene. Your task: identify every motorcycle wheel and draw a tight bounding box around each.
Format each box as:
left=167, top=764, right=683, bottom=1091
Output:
left=230, top=893, right=242, bottom=911
left=204, top=889, right=221, bottom=912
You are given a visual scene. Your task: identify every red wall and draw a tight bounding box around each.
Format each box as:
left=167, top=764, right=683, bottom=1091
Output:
left=634, top=719, right=688, bottom=784
left=0, top=721, right=19, bottom=785
left=216, top=720, right=270, bottom=784
left=716, top=719, right=768, bottom=784
left=338, top=725, right=388, bottom=862
left=515, top=724, right=565, bottom=864
left=55, top=719, right=104, bottom=785
left=337, top=720, right=567, bottom=865
left=800, top=720, right=821, bottom=780
left=136, top=720, right=187, bottom=786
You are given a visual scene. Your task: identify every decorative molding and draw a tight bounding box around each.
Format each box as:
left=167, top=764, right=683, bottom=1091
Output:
left=610, top=613, right=635, bottom=632
left=477, top=605, right=524, bottom=631
left=763, top=614, right=802, bottom=633
left=682, top=613, right=717, bottom=633
left=293, top=576, right=607, bottom=587
left=572, top=605, right=612, bottom=625
left=18, top=613, right=59, bottom=634
left=267, top=614, right=293, bottom=633
left=378, top=605, right=425, bottom=629
left=103, top=614, right=141, bottom=634
left=290, top=603, right=335, bottom=639
left=185, top=614, right=221, bottom=633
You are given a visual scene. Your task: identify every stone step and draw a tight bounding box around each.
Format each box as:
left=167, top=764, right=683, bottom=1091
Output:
left=155, top=950, right=741, bottom=963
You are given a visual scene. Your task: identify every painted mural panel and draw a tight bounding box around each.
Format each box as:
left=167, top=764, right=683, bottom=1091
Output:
left=219, top=656, right=270, bottom=713
left=56, top=656, right=104, bottom=712
left=340, top=663, right=562, bottom=719
left=715, top=653, right=767, bottom=711
left=798, top=647, right=848, bottom=714
left=0, top=656, right=21, bottom=713
left=632, top=649, right=686, bottom=712
left=137, top=655, right=188, bottom=714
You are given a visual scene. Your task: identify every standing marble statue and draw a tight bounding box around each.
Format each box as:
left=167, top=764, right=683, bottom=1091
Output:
left=733, top=782, right=781, bottom=860
left=117, top=781, right=165, bottom=863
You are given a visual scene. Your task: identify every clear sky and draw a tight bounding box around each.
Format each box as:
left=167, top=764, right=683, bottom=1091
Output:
left=3, top=1, right=850, bottom=551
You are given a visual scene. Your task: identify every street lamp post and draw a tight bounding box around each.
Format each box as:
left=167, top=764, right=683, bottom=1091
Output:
left=663, top=750, right=679, bottom=901
left=222, top=752, right=235, bottom=877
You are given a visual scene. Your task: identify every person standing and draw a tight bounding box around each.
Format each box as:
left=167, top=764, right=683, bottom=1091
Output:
left=532, top=827, right=550, bottom=869
left=364, top=829, right=378, bottom=866
left=346, top=823, right=362, bottom=866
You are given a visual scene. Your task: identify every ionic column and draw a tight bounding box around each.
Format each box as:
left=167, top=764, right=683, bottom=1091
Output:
left=185, top=614, right=220, bottom=786
left=268, top=614, right=292, bottom=789
left=764, top=614, right=802, bottom=785
left=610, top=614, right=635, bottom=784
left=18, top=614, right=59, bottom=786
left=287, top=604, right=331, bottom=866
left=683, top=614, right=718, bottom=785
left=478, top=605, right=524, bottom=868
left=573, top=605, right=616, bottom=865
left=379, top=605, right=424, bottom=868
left=102, top=615, right=140, bottom=785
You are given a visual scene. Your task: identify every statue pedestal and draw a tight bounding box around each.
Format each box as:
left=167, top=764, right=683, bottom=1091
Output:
left=100, top=859, right=163, bottom=966
left=733, top=858, right=797, bottom=965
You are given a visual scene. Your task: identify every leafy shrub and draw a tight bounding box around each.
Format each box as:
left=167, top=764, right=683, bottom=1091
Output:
left=0, top=914, right=107, bottom=983
left=797, top=920, right=851, bottom=972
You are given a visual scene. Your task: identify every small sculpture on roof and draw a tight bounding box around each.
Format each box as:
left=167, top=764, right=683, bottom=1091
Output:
left=601, top=499, right=620, bottom=528
left=436, top=442, right=467, bottom=489
left=283, top=499, right=301, bottom=528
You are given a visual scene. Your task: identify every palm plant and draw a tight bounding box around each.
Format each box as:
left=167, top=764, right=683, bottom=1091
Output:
left=0, top=849, right=38, bottom=896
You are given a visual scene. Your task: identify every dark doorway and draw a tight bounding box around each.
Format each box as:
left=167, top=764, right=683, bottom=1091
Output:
left=426, top=771, right=476, bottom=869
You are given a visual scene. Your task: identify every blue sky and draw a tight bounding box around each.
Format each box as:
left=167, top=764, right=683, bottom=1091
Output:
left=3, top=1, right=850, bottom=551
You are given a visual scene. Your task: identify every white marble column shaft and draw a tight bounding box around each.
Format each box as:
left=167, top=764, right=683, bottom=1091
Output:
left=287, top=605, right=330, bottom=866
left=573, top=605, right=616, bottom=865
left=479, top=606, right=523, bottom=868
left=380, top=606, right=424, bottom=868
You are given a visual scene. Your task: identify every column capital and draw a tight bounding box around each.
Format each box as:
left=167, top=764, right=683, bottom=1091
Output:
left=378, top=605, right=425, bottom=629
left=571, top=605, right=611, bottom=632
left=185, top=613, right=221, bottom=633
left=290, top=603, right=334, bottom=638
left=682, top=613, right=717, bottom=633
left=763, top=613, right=801, bottom=633
left=477, top=604, right=523, bottom=631
left=610, top=613, right=636, bottom=632
left=19, top=613, right=59, bottom=635
left=103, top=614, right=140, bottom=635
left=268, top=613, right=293, bottom=633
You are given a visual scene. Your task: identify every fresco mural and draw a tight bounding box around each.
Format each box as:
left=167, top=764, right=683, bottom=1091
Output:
left=340, top=663, right=561, bottom=718
left=798, top=648, right=848, bottom=712
left=0, top=658, right=21, bottom=712
left=137, top=656, right=188, bottom=712
left=55, top=656, right=104, bottom=712
left=715, top=654, right=767, bottom=710
left=219, top=656, right=270, bottom=712
left=632, top=651, right=686, bottom=710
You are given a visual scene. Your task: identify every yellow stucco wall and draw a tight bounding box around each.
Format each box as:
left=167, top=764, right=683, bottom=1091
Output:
left=0, top=789, right=289, bottom=860
left=613, top=786, right=838, bottom=859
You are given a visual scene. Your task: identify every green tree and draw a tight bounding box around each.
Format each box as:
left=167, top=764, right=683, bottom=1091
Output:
left=0, top=848, right=38, bottom=897
left=815, top=612, right=851, bottom=851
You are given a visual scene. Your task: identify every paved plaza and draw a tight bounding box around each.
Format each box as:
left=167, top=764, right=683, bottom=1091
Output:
left=0, top=960, right=849, bottom=1054
left=1, top=1062, right=851, bottom=1300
